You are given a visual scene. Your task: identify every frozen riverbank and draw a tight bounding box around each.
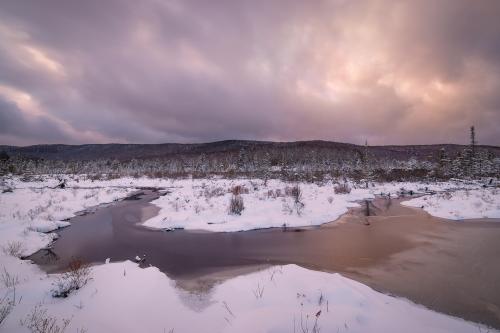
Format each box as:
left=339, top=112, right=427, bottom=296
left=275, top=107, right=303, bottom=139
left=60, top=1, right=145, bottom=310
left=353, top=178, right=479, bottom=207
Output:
left=402, top=187, right=500, bottom=220
left=1, top=175, right=499, bottom=331
left=1, top=258, right=497, bottom=333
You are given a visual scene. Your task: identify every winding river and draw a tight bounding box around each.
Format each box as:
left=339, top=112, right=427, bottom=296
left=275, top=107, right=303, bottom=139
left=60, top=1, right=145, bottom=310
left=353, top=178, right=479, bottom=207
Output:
left=29, top=189, right=500, bottom=329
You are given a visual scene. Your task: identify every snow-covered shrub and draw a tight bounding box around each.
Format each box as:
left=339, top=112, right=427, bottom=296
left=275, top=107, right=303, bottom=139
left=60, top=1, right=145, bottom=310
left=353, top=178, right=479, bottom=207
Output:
left=334, top=183, right=351, bottom=194
left=21, top=304, right=71, bottom=333
left=230, top=185, right=248, bottom=195
left=1, top=267, right=19, bottom=289
left=194, top=204, right=202, bottom=214
left=0, top=291, right=16, bottom=325
left=1, top=187, right=13, bottom=193
left=228, top=195, right=244, bottom=215
left=285, top=184, right=303, bottom=204
left=266, top=188, right=284, bottom=199
left=203, top=186, right=225, bottom=199
left=282, top=201, right=293, bottom=215
left=1, top=241, right=25, bottom=258
left=52, top=259, right=92, bottom=298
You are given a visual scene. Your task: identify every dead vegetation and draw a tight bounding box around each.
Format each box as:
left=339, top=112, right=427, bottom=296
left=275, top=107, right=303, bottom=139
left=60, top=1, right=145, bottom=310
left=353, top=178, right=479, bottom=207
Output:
left=1, top=241, right=25, bottom=258
left=0, top=266, right=19, bottom=325
left=1, top=267, right=19, bottom=289
left=203, top=186, right=225, bottom=199
left=334, top=183, right=351, bottom=194
left=252, top=283, right=265, bottom=299
left=0, top=288, right=18, bottom=326
left=52, top=259, right=92, bottom=298
left=20, top=304, right=71, bottom=333
left=228, top=194, right=245, bottom=215
left=288, top=184, right=305, bottom=216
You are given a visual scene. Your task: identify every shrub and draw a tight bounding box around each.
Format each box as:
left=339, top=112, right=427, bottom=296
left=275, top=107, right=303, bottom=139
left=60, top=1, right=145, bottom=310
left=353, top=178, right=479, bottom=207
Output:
left=284, top=185, right=305, bottom=215
left=203, top=186, right=225, bottom=198
left=0, top=291, right=16, bottom=325
left=1, top=267, right=19, bottom=289
left=334, top=183, right=351, bottom=194
left=1, top=241, right=25, bottom=258
left=230, top=185, right=248, bottom=195
left=228, top=195, right=244, bottom=215
left=52, top=259, right=92, bottom=298
left=285, top=184, right=303, bottom=203
left=21, top=304, right=70, bottom=333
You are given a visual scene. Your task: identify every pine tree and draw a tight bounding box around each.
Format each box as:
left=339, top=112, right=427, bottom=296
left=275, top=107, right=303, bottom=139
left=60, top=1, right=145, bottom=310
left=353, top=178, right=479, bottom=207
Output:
left=470, top=126, right=476, bottom=158
left=469, top=126, right=478, bottom=177
left=437, top=148, right=451, bottom=177
left=363, top=139, right=372, bottom=187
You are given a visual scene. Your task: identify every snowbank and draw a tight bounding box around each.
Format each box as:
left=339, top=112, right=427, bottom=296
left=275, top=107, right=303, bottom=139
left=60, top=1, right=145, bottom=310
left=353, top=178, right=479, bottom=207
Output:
left=0, top=182, right=135, bottom=256
left=1, top=175, right=498, bottom=332
left=0, top=260, right=495, bottom=333
left=402, top=188, right=500, bottom=220
left=144, top=179, right=373, bottom=232
left=141, top=178, right=484, bottom=232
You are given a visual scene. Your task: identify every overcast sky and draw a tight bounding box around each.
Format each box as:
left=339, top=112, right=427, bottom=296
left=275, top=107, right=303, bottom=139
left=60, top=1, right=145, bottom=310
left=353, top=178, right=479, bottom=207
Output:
left=0, top=0, right=499, bottom=146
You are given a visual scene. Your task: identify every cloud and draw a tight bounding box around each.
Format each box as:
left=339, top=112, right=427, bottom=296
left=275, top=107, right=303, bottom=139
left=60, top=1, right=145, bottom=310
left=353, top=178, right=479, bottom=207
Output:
left=0, top=0, right=499, bottom=146
left=0, top=98, right=69, bottom=145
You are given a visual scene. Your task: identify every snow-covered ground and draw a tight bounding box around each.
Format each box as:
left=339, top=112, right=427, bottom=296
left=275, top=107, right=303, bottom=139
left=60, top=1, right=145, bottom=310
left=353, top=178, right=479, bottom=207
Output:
left=140, top=178, right=496, bottom=231
left=402, top=187, right=500, bottom=220
left=1, top=175, right=499, bottom=332
left=1, top=258, right=497, bottom=333
left=2, top=175, right=498, bottom=235
left=0, top=179, right=135, bottom=256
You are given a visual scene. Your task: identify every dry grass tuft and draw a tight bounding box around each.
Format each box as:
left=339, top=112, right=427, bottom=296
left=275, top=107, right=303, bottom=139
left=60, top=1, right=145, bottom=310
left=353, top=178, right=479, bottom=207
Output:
left=21, top=304, right=71, bottom=333
left=1, top=241, right=25, bottom=258
left=334, top=183, right=351, bottom=194
left=52, top=259, right=92, bottom=298
left=228, top=195, right=245, bottom=215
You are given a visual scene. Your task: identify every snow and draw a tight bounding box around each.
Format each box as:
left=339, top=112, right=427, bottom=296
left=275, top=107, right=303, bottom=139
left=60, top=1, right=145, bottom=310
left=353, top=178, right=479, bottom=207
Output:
left=402, top=187, right=500, bottom=220
left=141, top=178, right=488, bottom=232
left=1, top=175, right=498, bottom=332
left=2, top=175, right=494, bottom=236
left=0, top=179, right=135, bottom=256
left=1, top=260, right=496, bottom=333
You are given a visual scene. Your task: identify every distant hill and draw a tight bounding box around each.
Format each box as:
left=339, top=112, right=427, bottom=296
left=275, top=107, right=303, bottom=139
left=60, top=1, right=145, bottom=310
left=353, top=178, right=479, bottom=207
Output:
left=1, top=141, right=498, bottom=180
left=1, top=140, right=499, bottom=162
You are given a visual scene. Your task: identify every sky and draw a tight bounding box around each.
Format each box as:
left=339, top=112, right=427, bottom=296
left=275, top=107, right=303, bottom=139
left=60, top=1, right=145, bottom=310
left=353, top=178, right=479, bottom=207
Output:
left=0, top=0, right=499, bottom=146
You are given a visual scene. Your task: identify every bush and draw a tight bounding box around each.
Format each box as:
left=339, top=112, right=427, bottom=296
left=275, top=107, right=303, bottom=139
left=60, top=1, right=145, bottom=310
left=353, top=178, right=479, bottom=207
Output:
left=230, top=185, right=248, bottom=195
left=285, top=184, right=305, bottom=215
left=203, top=186, right=225, bottom=198
left=1, top=241, right=25, bottom=258
left=334, top=183, right=351, bottom=194
left=285, top=184, right=302, bottom=203
left=52, top=259, right=92, bottom=298
left=0, top=290, right=16, bottom=325
left=21, top=304, right=70, bottom=333
left=1, top=267, right=19, bottom=289
left=228, top=195, right=244, bottom=215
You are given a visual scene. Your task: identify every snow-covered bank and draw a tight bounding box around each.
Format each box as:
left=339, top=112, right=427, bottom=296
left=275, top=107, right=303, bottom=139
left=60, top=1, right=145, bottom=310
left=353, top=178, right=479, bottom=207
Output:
left=141, top=178, right=491, bottom=232
left=1, top=175, right=499, bottom=332
left=402, top=187, right=500, bottom=220
left=1, top=259, right=496, bottom=333
left=2, top=174, right=495, bottom=234
left=144, top=179, right=374, bottom=232
left=0, top=182, right=135, bottom=256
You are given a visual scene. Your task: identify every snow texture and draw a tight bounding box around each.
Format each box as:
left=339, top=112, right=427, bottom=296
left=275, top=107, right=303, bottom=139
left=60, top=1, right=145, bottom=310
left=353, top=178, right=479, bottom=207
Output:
left=0, top=259, right=496, bottom=333
left=0, top=175, right=498, bottom=332
left=402, top=187, right=500, bottom=220
left=0, top=179, right=135, bottom=256
left=141, top=178, right=491, bottom=231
